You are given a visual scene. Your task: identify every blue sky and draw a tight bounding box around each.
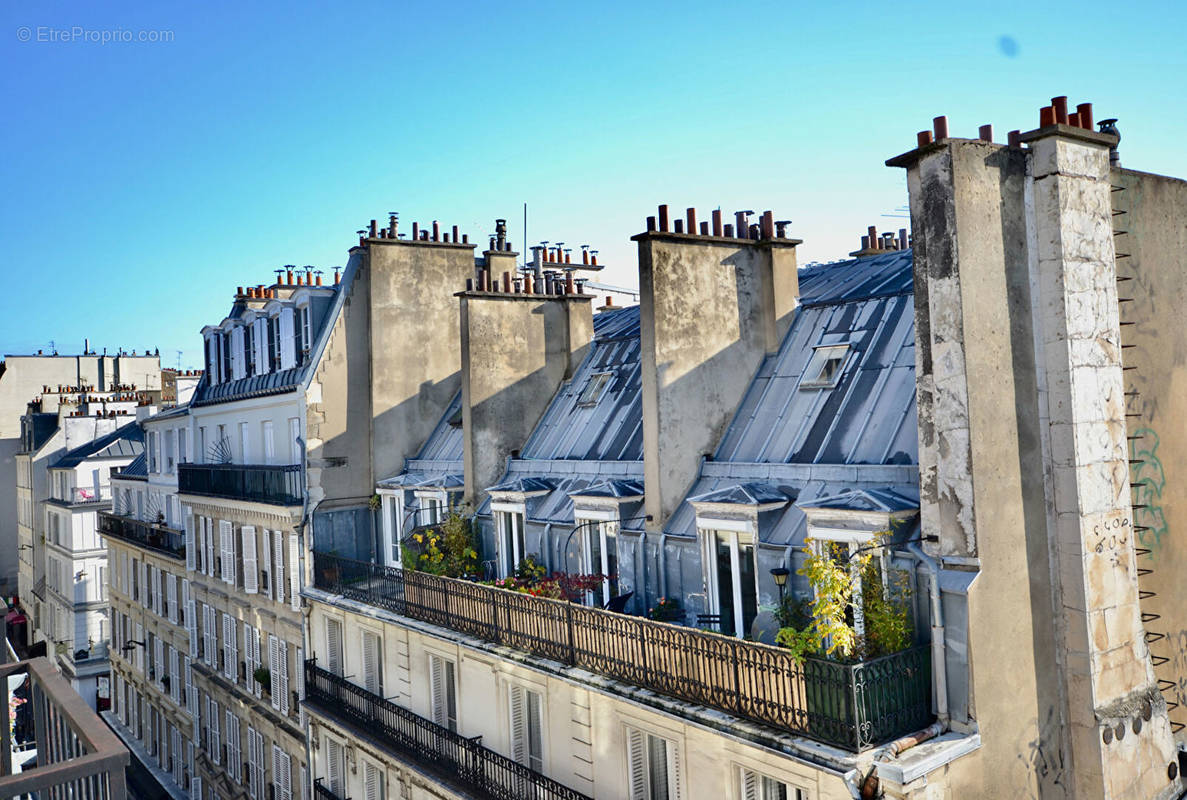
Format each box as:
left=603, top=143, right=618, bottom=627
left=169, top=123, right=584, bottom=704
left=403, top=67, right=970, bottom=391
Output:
left=2, top=0, right=1184, bottom=368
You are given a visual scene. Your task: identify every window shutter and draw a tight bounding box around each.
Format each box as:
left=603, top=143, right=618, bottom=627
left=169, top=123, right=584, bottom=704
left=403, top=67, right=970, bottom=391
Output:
left=301, top=764, right=309, bottom=800
left=740, top=769, right=759, bottom=800
left=326, top=618, right=342, bottom=676
left=253, top=627, right=263, bottom=698
left=296, top=645, right=306, bottom=727
left=364, top=761, right=382, bottom=800
left=509, top=685, right=526, bottom=766
left=192, top=776, right=202, bottom=800
left=277, top=639, right=290, bottom=715
left=272, top=745, right=293, bottom=800
left=269, top=635, right=281, bottom=710
left=227, top=612, right=239, bottom=674
left=245, top=623, right=256, bottom=694
left=273, top=530, right=285, bottom=603
left=362, top=631, right=381, bottom=696
left=154, top=634, right=164, bottom=682
left=247, top=727, right=259, bottom=800
left=153, top=564, right=163, bottom=616
left=226, top=710, right=241, bottom=784
left=626, top=728, right=647, bottom=800
left=220, top=521, right=235, bottom=584
left=667, top=735, right=683, bottom=800
left=279, top=308, right=296, bottom=370
left=189, top=672, right=199, bottom=740
left=242, top=526, right=258, bottom=594
left=289, top=533, right=301, bottom=611
left=170, top=648, right=180, bottom=703
left=205, top=517, right=216, bottom=577
left=209, top=697, right=220, bottom=765
left=167, top=574, right=178, bottom=623
left=429, top=655, right=447, bottom=727
left=527, top=690, right=543, bottom=772
left=172, top=727, right=183, bottom=786
left=327, top=739, right=343, bottom=796
left=139, top=561, right=148, bottom=608
left=186, top=589, right=197, bottom=658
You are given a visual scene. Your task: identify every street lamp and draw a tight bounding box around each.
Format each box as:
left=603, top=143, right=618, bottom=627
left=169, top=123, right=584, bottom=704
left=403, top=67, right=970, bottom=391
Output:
left=770, top=567, right=790, bottom=600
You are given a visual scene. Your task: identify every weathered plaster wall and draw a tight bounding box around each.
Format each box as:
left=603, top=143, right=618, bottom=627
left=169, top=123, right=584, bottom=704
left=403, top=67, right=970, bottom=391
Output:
left=460, top=293, right=593, bottom=506
left=1112, top=166, right=1187, bottom=746
left=901, top=138, right=1064, bottom=798
left=368, top=240, right=474, bottom=485
left=635, top=233, right=798, bottom=529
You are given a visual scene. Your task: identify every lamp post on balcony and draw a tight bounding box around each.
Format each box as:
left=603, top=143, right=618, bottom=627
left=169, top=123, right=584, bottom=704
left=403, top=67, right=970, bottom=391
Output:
left=770, top=566, right=789, bottom=601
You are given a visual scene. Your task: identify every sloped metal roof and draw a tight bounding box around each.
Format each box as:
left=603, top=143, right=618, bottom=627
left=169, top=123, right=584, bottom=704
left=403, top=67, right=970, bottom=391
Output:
left=687, top=482, right=792, bottom=506
left=413, top=391, right=463, bottom=463
left=795, top=487, right=918, bottom=513
left=51, top=422, right=144, bottom=469
left=114, top=452, right=148, bottom=479
left=520, top=305, right=643, bottom=462
left=191, top=365, right=307, bottom=407
left=569, top=479, right=645, bottom=499
left=668, top=251, right=919, bottom=544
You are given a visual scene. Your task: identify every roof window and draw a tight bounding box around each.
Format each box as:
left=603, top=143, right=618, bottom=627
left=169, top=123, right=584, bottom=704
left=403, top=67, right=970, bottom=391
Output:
left=577, top=372, right=613, bottom=406
left=800, top=345, right=849, bottom=389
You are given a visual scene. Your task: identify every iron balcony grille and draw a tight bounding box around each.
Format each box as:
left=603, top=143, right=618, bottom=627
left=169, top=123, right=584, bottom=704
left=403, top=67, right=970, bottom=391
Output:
left=312, top=552, right=932, bottom=751
left=178, top=463, right=302, bottom=506
left=98, top=511, right=185, bottom=560
left=304, top=660, right=591, bottom=800
left=314, top=778, right=348, bottom=800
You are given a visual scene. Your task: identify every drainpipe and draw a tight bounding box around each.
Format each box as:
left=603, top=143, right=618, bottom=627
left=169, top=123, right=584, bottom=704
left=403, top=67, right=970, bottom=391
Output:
left=907, top=542, right=948, bottom=724
left=658, top=531, right=669, bottom=598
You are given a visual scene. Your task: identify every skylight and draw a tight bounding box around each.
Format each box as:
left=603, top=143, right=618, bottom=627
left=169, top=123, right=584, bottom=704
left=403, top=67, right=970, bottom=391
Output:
left=577, top=372, right=613, bottom=406
left=800, top=345, right=850, bottom=389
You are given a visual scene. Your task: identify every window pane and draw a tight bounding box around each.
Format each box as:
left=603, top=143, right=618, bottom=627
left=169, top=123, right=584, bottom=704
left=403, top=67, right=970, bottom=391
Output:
left=647, top=734, right=669, bottom=800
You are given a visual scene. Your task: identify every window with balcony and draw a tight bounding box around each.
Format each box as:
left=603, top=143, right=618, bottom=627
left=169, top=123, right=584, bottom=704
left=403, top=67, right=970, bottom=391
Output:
left=325, top=618, right=343, bottom=677
left=495, top=508, right=526, bottom=578
left=700, top=526, right=758, bottom=639
left=626, top=727, right=681, bottom=800
left=380, top=492, right=402, bottom=568
left=578, top=517, right=619, bottom=607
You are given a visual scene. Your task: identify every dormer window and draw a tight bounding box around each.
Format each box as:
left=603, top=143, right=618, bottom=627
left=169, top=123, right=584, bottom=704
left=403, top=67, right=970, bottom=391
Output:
left=267, top=316, right=280, bottom=372
left=243, top=324, right=255, bottom=377
left=577, top=372, right=612, bottom=407
left=220, top=332, right=233, bottom=383
left=493, top=505, right=526, bottom=578
left=297, top=305, right=312, bottom=364
left=801, top=344, right=849, bottom=389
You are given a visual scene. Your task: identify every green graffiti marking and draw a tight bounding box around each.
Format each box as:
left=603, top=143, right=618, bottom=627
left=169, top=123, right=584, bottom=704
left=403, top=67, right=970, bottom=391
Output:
left=1130, top=427, right=1168, bottom=552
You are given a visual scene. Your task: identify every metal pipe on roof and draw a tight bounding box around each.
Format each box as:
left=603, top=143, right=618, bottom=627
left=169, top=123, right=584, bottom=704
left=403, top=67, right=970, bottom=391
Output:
left=907, top=541, right=949, bottom=725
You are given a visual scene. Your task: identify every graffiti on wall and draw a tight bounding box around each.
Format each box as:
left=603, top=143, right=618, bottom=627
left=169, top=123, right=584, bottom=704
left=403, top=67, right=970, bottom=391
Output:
left=1130, top=427, right=1169, bottom=552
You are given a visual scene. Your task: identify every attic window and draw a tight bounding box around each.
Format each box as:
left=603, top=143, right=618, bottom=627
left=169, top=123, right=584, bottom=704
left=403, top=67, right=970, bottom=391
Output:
left=801, top=345, right=849, bottom=389
left=577, top=372, right=612, bottom=406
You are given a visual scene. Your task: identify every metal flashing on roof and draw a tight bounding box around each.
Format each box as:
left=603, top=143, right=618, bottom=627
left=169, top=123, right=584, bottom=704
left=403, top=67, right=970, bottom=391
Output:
left=687, top=482, right=791, bottom=507
left=51, top=422, right=144, bottom=469
left=795, top=488, right=919, bottom=513
left=568, top=479, right=645, bottom=499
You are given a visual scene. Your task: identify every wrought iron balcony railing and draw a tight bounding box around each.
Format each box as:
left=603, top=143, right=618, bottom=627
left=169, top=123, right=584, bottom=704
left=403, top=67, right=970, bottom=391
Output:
left=98, top=511, right=186, bottom=560
left=304, top=660, right=591, bottom=800
left=312, top=552, right=932, bottom=751
left=178, top=463, right=302, bottom=506
left=314, top=777, right=348, bottom=800
left=0, top=657, right=130, bottom=798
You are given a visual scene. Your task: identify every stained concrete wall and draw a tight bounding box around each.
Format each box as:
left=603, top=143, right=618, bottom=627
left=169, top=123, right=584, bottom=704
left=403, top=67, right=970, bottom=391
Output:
left=634, top=232, right=798, bottom=529
left=368, top=240, right=475, bottom=485
left=893, top=130, right=1183, bottom=799
left=896, top=138, right=1065, bottom=797
left=1112, top=166, right=1187, bottom=746
left=460, top=292, right=593, bottom=506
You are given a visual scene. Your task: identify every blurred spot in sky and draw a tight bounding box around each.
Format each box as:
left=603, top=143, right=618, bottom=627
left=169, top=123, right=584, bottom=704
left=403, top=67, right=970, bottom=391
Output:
left=998, top=35, right=1020, bottom=57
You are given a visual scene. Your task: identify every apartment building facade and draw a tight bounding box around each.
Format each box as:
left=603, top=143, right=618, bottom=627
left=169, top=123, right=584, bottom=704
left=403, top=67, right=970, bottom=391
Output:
left=300, top=102, right=1187, bottom=800
left=0, top=350, right=160, bottom=598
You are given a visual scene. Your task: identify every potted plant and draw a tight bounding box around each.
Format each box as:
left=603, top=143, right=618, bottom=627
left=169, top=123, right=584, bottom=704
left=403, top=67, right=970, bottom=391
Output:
left=253, top=666, right=272, bottom=694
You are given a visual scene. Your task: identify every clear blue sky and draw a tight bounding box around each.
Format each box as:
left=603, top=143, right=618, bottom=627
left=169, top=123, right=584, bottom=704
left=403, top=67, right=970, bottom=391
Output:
left=2, top=0, right=1184, bottom=369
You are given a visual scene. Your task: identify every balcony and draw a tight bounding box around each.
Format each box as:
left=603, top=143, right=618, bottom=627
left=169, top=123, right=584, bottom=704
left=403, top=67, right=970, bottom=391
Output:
left=312, top=553, right=932, bottom=752
left=304, top=660, right=591, bottom=800
left=314, top=779, right=346, bottom=800
left=98, top=511, right=186, bottom=560
left=46, top=486, right=112, bottom=508
left=178, top=463, right=302, bottom=506
left=0, top=657, right=130, bottom=798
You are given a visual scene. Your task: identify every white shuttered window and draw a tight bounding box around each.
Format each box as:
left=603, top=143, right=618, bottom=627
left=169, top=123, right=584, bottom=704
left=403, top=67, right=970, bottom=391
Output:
left=508, top=685, right=543, bottom=773
left=220, top=520, right=235, bottom=584
left=242, top=525, right=258, bottom=594
left=626, top=727, right=682, bottom=800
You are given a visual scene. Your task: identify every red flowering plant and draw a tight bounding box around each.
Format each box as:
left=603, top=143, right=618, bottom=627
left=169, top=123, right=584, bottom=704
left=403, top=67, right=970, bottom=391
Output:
left=487, top=555, right=608, bottom=602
